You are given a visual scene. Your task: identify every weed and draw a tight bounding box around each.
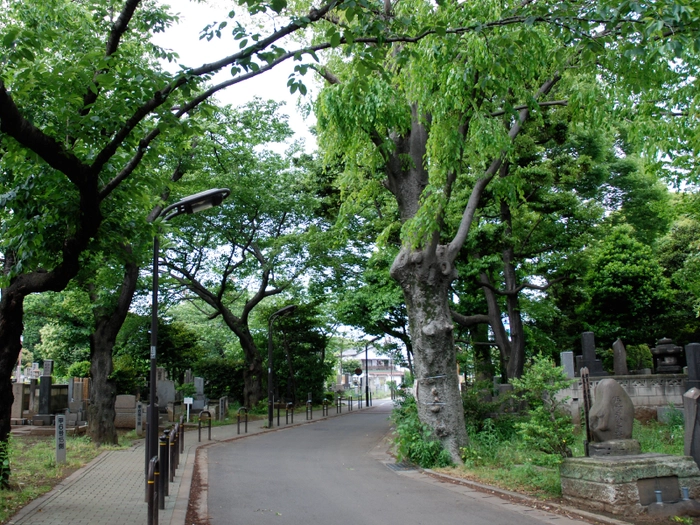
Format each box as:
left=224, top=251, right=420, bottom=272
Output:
left=391, top=394, right=452, bottom=468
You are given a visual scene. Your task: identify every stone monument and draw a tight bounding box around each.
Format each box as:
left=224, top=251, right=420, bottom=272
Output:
left=562, top=378, right=700, bottom=516
left=612, top=339, right=629, bottom=376
left=575, top=332, right=607, bottom=377
left=560, top=351, right=575, bottom=379
left=687, top=343, right=700, bottom=391
left=588, top=378, right=640, bottom=456
left=193, top=377, right=206, bottom=411
left=33, top=360, right=54, bottom=425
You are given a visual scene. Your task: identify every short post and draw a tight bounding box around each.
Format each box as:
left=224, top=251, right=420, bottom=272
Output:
left=198, top=410, right=212, bottom=442
left=358, top=394, right=362, bottom=409
left=277, top=399, right=280, bottom=427
left=179, top=415, right=185, bottom=454
left=306, top=400, right=313, bottom=420
left=158, top=434, right=168, bottom=505
left=147, top=456, right=159, bottom=525
left=55, top=413, right=66, bottom=464
left=286, top=402, right=294, bottom=424
left=169, top=425, right=177, bottom=482
left=322, top=399, right=329, bottom=416
left=370, top=392, right=372, bottom=406
left=237, top=407, right=248, bottom=435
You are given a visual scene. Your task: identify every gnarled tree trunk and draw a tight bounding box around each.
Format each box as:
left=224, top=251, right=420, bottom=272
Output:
left=391, top=245, right=468, bottom=461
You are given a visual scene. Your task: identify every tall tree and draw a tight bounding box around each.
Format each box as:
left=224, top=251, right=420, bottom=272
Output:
left=314, top=1, right=700, bottom=461
left=159, top=102, right=326, bottom=406
left=0, top=0, right=398, bottom=483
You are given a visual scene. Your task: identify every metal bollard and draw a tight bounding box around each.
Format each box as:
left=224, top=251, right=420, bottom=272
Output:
left=159, top=434, right=168, bottom=505
left=237, top=407, right=248, bottom=434
left=349, top=396, right=353, bottom=411
left=322, top=399, right=329, bottom=416
left=286, top=402, right=294, bottom=424
left=179, top=415, right=185, bottom=455
left=306, top=400, right=313, bottom=420
left=147, top=456, right=159, bottom=525
left=169, top=425, right=177, bottom=482
left=198, top=410, right=212, bottom=442
left=277, top=401, right=281, bottom=427
left=336, top=396, right=340, bottom=414
left=370, top=392, right=372, bottom=406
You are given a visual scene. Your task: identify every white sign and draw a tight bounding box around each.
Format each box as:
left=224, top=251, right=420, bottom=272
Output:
left=184, top=397, right=193, bottom=423
left=55, top=414, right=66, bottom=464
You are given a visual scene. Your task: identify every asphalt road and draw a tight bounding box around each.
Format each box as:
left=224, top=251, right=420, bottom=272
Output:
left=207, top=399, right=589, bottom=525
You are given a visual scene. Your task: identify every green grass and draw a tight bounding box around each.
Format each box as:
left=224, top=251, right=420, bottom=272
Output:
left=437, top=417, right=686, bottom=501
left=0, top=433, right=133, bottom=524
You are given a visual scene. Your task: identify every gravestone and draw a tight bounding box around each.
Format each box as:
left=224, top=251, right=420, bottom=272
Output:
left=28, top=378, right=37, bottom=414
left=184, top=369, right=194, bottom=385
left=561, top=351, right=575, bottom=379
left=193, top=377, right=206, bottom=410
left=156, top=376, right=176, bottom=407
left=686, top=343, right=700, bottom=391
left=613, top=339, right=629, bottom=376
left=684, top=388, right=700, bottom=469
left=576, top=332, right=607, bottom=377
left=11, top=383, right=25, bottom=419
left=588, top=378, right=640, bottom=456
left=38, top=360, right=53, bottom=417
left=114, top=394, right=136, bottom=428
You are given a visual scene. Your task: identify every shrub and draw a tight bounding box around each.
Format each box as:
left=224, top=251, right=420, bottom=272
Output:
left=510, top=355, right=575, bottom=458
left=391, top=394, right=452, bottom=468
left=67, top=360, right=91, bottom=378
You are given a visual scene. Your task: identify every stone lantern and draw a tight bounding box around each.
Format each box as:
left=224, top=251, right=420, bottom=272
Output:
left=651, top=337, right=684, bottom=373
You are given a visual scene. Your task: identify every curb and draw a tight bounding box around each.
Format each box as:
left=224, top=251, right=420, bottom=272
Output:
left=422, top=469, right=634, bottom=525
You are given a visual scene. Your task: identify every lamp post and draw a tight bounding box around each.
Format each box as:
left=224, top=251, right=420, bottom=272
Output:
left=268, top=305, right=297, bottom=428
left=364, top=336, right=380, bottom=407
left=147, top=188, right=230, bottom=478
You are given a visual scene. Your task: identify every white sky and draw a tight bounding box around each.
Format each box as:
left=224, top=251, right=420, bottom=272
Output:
left=153, top=0, right=317, bottom=150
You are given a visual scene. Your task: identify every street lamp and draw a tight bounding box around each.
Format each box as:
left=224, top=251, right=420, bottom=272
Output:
left=365, top=337, right=380, bottom=407
left=147, top=188, right=230, bottom=475
left=268, top=305, right=297, bottom=428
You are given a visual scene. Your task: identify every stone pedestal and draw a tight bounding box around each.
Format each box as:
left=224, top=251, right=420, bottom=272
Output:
left=560, top=454, right=700, bottom=516
left=589, top=439, right=641, bottom=457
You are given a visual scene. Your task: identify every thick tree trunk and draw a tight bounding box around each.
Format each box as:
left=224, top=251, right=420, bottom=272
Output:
left=87, top=259, right=138, bottom=446
left=88, top=324, right=118, bottom=446
left=0, top=288, right=24, bottom=488
left=236, top=328, right=264, bottom=408
left=391, top=245, right=468, bottom=463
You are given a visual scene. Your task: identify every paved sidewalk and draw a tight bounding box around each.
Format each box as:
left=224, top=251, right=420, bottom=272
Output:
left=7, top=404, right=348, bottom=525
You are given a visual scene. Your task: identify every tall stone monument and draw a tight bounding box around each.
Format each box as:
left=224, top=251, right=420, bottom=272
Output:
left=688, top=343, right=700, bottom=391
left=34, top=359, right=54, bottom=425
left=576, top=332, right=608, bottom=377
left=612, top=339, right=629, bottom=375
